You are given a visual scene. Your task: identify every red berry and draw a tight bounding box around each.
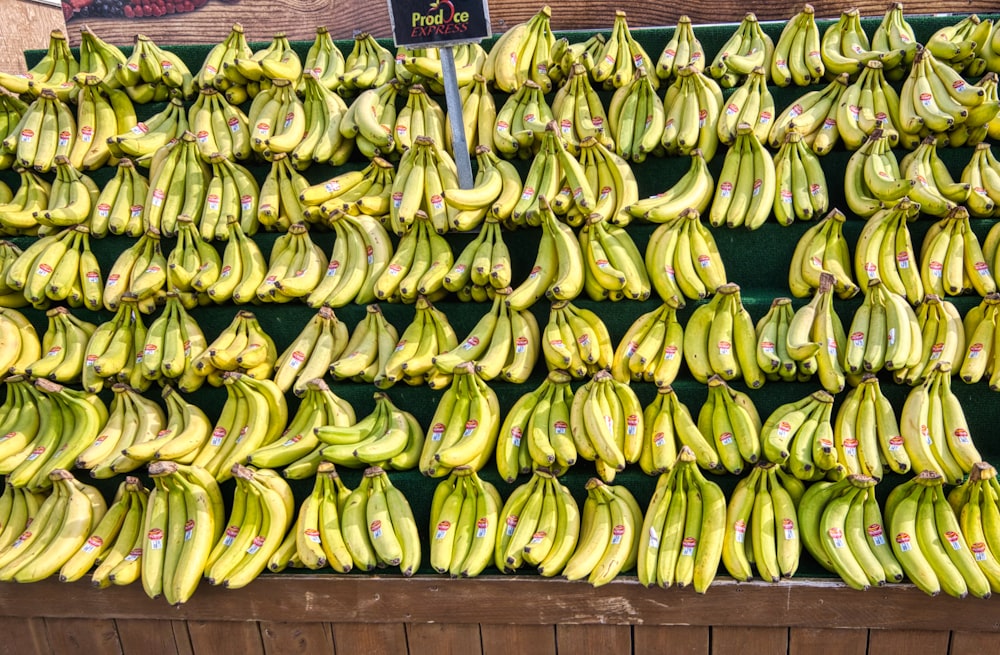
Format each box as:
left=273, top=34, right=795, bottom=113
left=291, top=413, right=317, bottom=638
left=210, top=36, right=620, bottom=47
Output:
left=123, top=4, right=133, bottom=15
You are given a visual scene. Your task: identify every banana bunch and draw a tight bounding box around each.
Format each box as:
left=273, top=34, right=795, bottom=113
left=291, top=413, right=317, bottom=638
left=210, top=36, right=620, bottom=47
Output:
left=0, top=172, right=52, bottom=235
left=121, top=385, right=213, bottom=465
left=74, top=383, right=165, bottom=478
left=90, top=158, right=147, bottom=238
left=920, top=207, right=995, bottom=298
left=543, top=301, right=613, bottom=379
left=493, top=80, right=553, bottom=159
left=0, top=377, right=45, bottom=474
left=315, top=391, right=423, bottom=471
left=7, top=225, right=102, bottom=310
left=111, top=98, right=188, bottom=164
left=709, top=13, right=774, bottom=88
left=493, top=468, right=577, bottom=575
left=833, top=374, right=912, bottom=482
left=658, top=67, right=722, bottom=161
left=901, top=138, right=970, bottom=217
left=722, top=463, right=803, bottom=582
left=963, top=142, right=1000, bottom=217
left=382, top=295, right=458, bottom=387
left=373, top=211, right=454, bottom=303
left=293, top=72, right=352, bottom=168
left=577, top=137, right=638, bottom=226
left=504, top=130, right=567, bottom=226
left=484, top=6, right=556, bottom=93
left=549, top=63, right=614, bottom=157
left=871, top=3, right=919, bottom=81
left=320, top=305, right=396, bottom=387
left=627, top=151, right=714, bottom=225
left=771, top=5, right=824, bottom=87
left=774, top=136, right=829, bottom=225
left=388, top=136, right=458, bottom=235
left=821, top=9, right=906, bottom=79
left=504, top=203, right=584, bottom=309
left=247, top=79, right=306, bottom=157
left=568, top=370, right=642, bottom=482
left=697, top=376, right=762, bottom=474
left=255, top=223, right=328, bottom=302
left=899, top=47, right=989, bottom=141
left=606, top=70, right=663, bottom=163
left=418, top=363, right=499, bottom=477
left=895, top=294, right=964, bottom=386
left=784, top=273, right=848, bottom=393
left=0, top=308, right=39, bottom=374
left=959, top=293, right=1000, bottom=387
left=886, top=470, right=991, bottom=598
left=767, top=73, right=849, bottom=154
left=187, top=88, right=251, bottom=162
left=578, top=213, right=648, bottom=301
left=271, top=307, right=346, bottom=394
left=640, top=386, right=724, bottom=474
left=393, top=85, right=446, bottom=155
left=300, top=157, right=395, bottom=223
left=591, top=10, right=657, bottom=91
left=844, top=279, right=922, bottom=377
left=248, top=380, right=354, bottom=474
left=798, top=474, right=902, bottom=590
left=444, top=216, right=513, bottom=298
left=101, top=228, right=167, bottom=313
left=644, top=207, right=727, bottom=306
left=277, top=462, right=351, bottom=571
left=58, top=476, right=148, bottom=586
left=0, top=30, right=78, bottom=100
left=684, top=283, right=764, bottom=387
left=549, top=33, right=605, bottom=83
left=191, top=373, right=287, bottom=482
left=32, top=156, right=99, bottom=233
left=81, top=296, right=147, bottom=393
left=23, top=307, right=96, bottom=384
left=117, top=34, right=196, bottom=101
left=0, top=94, right=29, bottom=169
left=298, top=27, right=346, bottom=92
left=901, top=364, right=981, bottom=484
left=194, top=310, right=276, bottom=382
left=852, top=199, right=922, bottom=304
left=141, top=293, right=209, bottom=390
left=656, top=16, right=706, bottom=81
left=787, top=209, right=857, bottom=300
left=339, top=33, right=394, bottom=94
left=947, top=462, right=1000, bottom=593
left=445, top=76, right=496, bottom=156
left=717, top=67, right=774, bottom=146
left=165, top=217, right=216, bottom=305
left=561, top=476, right=641, bottom=585
left=838, top=62, right=906, bottom=150
left=4, top=379, right=106, bottom=491
left=497, top=370, right=577, bottom=482
left=341, top=466, right=421, bottom=575
left=0, top=469, right=105, bottom=584
left=637, top=447, right=727, bottom=590
left=143, top=132, right=210, bottom=237
left=926, top=14, right=993, bottom=74
left=611, top=301, right=684, bottom=387
left=760, top=390, right=837, bottom=479
left=2, top=89, right=74, bottom=175
left=234, top=33, right=304, bottom=89
left=68, top=75, right=127, bottom=171
left=201, top=218, right=267, bottom=304
left=339, top=81, right=397, bottom=160
left=709, top=123, right=775, bottom=230
left=404, top=42, right=487, bottom=93
left=194, top=24, right=252, bottom=90
left=428, top=467, right=502, bottom=577
left=0, top=243, right=32, bottom=307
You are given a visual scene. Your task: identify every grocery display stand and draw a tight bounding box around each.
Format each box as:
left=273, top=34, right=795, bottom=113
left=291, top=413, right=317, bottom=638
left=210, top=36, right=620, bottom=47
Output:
left=2, top=10, right=1000, bottom=655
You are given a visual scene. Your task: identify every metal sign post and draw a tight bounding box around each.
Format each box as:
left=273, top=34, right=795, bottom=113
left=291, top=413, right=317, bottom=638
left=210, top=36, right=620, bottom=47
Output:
left=386, top=0, right=491, bottom=189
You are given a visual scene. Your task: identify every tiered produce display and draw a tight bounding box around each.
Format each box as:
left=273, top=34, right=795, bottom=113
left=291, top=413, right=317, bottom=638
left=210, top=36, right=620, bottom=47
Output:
left=0, top=6, right=999, bottom=606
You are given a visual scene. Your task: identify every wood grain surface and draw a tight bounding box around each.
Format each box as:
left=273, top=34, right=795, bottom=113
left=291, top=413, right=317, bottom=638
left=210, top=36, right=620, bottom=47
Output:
left=0, top=0, right=67, bottom=71
left=62, top=0, right=1000, bottom=46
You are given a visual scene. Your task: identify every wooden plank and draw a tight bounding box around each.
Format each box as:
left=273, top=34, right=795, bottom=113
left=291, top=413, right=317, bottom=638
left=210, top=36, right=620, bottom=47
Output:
left=0, top=0, right=65, bottom=73
left=0, top=616, right=50, bottom=654
left=481, top=624, right=556, bottom=655
left=116, top=619, right=187, bottom=655
left=868, top=629, right=950, bottom=655
left=789, top=628, right=867, bottom=655
left=59, top=0, right=1000, bottom=46
left=555, top=625, right=632, bottom=654
left=186, top=620, right=264, bottom=655
left=332, top=624, right=408, bottom=655
left=406, top=623, right=482, bottom=655
left=260, top=622, right=335, bottom=655
left=44, top=617, right=122, bottom=654
left=634, top=626, right=708, bottom=655
left=172, top=621, right=195, bottom=655
left=712, top=627, right=787, bottom=655
left=950, top=631, right=999, bottom=653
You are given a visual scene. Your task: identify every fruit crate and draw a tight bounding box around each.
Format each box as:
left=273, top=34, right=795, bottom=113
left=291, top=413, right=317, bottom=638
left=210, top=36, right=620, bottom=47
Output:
left=3, top=10, right=1000, bottom=655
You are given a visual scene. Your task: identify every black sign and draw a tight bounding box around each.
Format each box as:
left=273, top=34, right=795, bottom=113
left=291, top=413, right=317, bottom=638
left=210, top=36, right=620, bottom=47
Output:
left=387, top=0, right=491, bottom=47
